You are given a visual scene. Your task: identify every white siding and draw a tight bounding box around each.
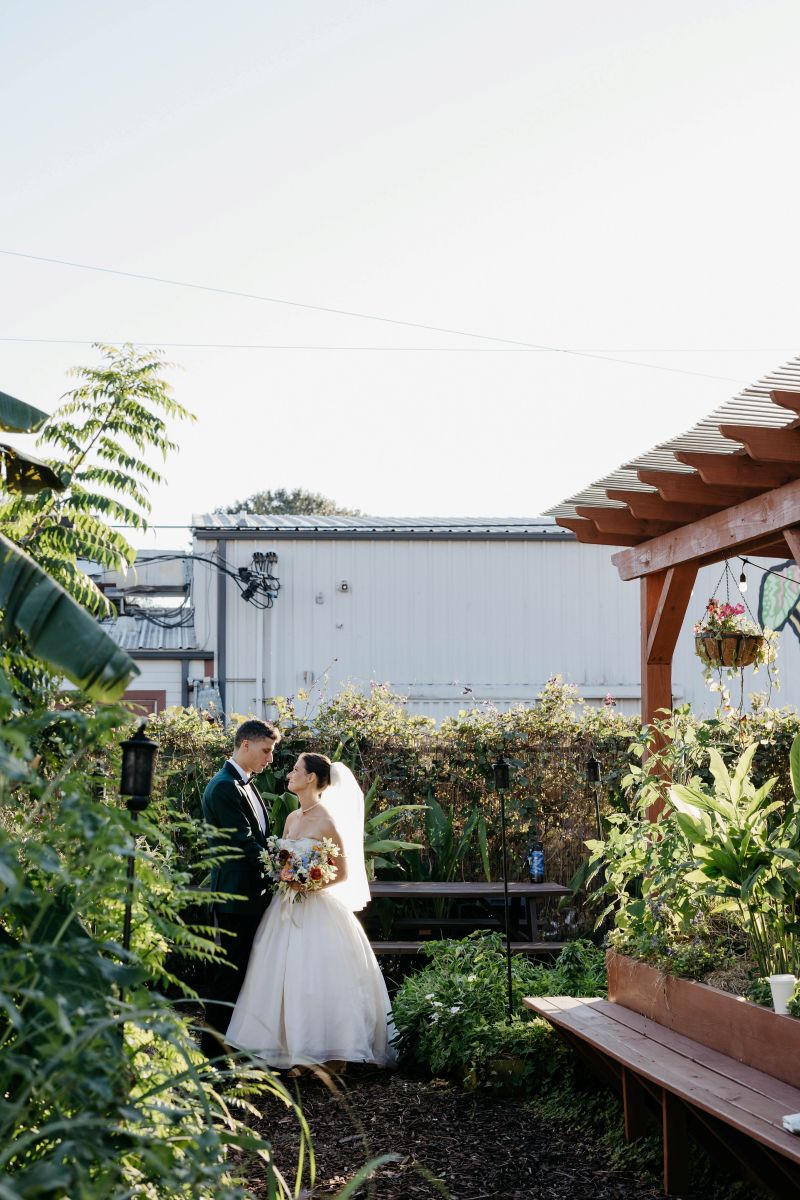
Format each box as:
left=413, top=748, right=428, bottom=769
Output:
left=127, top=660, right=184, bottom=708
left=192, top=537, right=797, bottom=721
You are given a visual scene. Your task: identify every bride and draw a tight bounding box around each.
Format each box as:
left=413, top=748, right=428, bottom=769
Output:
left=225, top=753, right=396, bottom=1069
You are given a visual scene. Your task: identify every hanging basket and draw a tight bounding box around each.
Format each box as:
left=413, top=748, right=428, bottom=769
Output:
left=694, top=632, right=764, bottom=669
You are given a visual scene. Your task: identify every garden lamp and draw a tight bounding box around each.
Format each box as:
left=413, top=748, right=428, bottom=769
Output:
left=120, top=723, right=157, bottom=953
left=586, top=752, right=602, bottom=840
left=492, top=753, right=514, bottom=1022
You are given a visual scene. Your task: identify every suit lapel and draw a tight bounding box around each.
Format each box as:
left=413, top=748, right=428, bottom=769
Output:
left=224, top=761, right=269, bottom=838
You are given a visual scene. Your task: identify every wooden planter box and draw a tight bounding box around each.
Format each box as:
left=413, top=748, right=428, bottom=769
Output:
left=607, top=951, right=800, bottom=1090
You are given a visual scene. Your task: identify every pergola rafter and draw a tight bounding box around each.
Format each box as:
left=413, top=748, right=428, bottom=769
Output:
left=545, top=356, right=800, bottom=729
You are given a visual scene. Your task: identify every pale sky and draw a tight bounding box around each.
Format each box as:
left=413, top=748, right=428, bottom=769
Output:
left=2, top=0, right=799, bottom=551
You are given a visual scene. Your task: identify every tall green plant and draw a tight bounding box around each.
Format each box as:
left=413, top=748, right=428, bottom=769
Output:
left=0, top=680, right=316, bottom=1198
left=0, top=388, right=137, bottom=701
left=1, top=343, right=193, bottom=618
left=670, top=738, right=800, bottom=976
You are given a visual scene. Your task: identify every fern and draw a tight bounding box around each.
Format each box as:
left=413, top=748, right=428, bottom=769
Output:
left=0, top=344, right=193, bottom=615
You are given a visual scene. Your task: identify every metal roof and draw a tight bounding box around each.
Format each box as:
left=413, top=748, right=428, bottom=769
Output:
left=102, top=614, right=200, bottom=652
left=192, top=513, right=567, bottom=537
left=545, top=354, right=800, bottom=519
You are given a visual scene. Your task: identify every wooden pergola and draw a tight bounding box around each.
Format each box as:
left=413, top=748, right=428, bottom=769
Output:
left=546, top=357, right=800, bottom=728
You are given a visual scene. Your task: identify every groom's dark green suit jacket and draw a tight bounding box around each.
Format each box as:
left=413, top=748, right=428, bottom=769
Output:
left=201, top=762, right=272, bottom=915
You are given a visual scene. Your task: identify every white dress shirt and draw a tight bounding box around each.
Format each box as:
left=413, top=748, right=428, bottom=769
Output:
left=227, top=758, right=267, bottom=835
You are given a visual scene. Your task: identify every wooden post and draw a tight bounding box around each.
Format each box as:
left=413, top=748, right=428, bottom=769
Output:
left=622, top=1068, right=650, bottom=1143
left=662, top=1090, right=690, bottom=1196
left=784, top=527, right=800, bottom=565
left=641, top=565, right=697, bottom=816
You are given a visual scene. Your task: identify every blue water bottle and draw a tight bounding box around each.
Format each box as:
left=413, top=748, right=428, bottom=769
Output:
left=527, top=836, right=545, bottom=883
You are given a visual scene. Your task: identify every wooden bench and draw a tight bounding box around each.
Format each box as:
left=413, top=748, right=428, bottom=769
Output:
left=525, top=995, right=800, bottom=1198
left=373, top=939, right=566, bottom=956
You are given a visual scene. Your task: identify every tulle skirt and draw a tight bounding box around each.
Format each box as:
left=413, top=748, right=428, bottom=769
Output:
left=226, top=888, right=397, bottom=1068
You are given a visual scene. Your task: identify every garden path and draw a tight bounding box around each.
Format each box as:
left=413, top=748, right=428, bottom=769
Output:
left=244, top=1067, right=754, bottom=1199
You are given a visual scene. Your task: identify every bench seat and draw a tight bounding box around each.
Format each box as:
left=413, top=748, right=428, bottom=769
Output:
left=372, top=940, right=566, bottom=956
left=525, top=994, right=800, bottom=1197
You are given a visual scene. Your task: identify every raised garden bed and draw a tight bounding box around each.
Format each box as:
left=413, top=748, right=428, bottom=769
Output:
left=607, top=950, right=800, bottom=1091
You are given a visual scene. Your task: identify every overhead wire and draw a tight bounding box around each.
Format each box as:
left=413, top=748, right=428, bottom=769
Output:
left=0, top=248, right=775, bottom=384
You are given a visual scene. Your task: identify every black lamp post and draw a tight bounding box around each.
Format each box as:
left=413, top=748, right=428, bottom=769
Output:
left=586, top=751, right=602, bottom=840
left=119, top=724, right=158, bottom=953
left=492, top=752, right=514, bottom=1023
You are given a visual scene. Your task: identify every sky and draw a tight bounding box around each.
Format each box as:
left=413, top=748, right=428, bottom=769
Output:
left=2, top=0, right=800, bottom=551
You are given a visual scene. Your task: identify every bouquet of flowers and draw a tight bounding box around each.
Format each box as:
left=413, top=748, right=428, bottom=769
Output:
left=261, top=835, right=339, bottom=901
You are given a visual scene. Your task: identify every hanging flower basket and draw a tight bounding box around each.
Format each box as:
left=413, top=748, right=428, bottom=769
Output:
left=693, top=598, right=777, bottom=683
left=694, top=631, right=764, bottom=669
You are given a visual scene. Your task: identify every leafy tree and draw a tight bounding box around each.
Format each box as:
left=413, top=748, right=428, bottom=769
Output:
left=0, top=386, right=135, bottom=700
left=218, top=487, right=362, bottom=516
left=1, top=343, right=194, bottom=619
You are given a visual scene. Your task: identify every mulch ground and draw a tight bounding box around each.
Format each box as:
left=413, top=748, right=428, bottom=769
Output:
left=245, top=1066, right=669, bottom=1200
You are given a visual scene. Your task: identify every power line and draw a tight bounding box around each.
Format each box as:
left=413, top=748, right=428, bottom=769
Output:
left=0, top=249, right=755, bottom=384
left=0, top=248, right=546, bottom=350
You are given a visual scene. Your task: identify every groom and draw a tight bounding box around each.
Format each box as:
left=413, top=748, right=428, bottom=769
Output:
left=200, top=718, right=280, bottom=1058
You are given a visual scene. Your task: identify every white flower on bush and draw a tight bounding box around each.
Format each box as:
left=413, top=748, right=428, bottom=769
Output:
left=425, top=993, right=436, bottom=1000
left=466, top=975, right=477, bottom=983
left=449, top=1005, right=462, bottom=1014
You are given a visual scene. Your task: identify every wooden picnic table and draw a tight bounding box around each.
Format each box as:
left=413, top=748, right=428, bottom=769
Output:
left=368, top=880, right=570, bottom=955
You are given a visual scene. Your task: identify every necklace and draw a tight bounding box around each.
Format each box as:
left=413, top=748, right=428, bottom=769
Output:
left=299, top=800, right=322, bottom=816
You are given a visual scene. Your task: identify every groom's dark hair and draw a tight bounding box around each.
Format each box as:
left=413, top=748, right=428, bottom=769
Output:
left=234, top=719, right=280, bottom=746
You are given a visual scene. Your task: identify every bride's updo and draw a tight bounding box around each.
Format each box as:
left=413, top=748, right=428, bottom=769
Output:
left=302, top=752, right=332, bottom=790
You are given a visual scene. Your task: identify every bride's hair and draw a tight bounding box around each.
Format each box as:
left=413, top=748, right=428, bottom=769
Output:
left=301, top=752, right=332, bottom=790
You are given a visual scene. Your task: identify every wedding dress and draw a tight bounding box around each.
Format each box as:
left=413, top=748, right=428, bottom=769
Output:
left=225, top=766, right=396, bottom=1068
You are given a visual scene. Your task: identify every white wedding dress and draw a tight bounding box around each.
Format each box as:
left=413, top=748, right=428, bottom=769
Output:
left=226, top=822, right=396, bottom=1067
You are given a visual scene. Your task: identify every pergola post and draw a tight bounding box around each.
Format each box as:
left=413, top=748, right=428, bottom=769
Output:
left=640, top=566, right=697, bottom=813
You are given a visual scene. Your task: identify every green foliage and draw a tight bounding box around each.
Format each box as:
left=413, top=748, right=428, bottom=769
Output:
left=0, top=532, right=138, bottom=701
left=746, top=975, right=774, bottom=1007
left=217, top=488, right=362, bottom=516
left=0, top=681, right=318, bottom=1198
left=361, top=776, right=424, bottom=877
left=390, top=933, right=605, bottom=1088
left=669, top=738, right=800, bottom=976
left=0, top=375, right=139, bottom=701
left=586, top=719, right=800, bottom=981
left=1, top=343, right=194, bottom=620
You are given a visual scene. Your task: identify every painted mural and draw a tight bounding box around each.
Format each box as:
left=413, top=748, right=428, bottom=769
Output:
left=759, top=561, right=800, bottom=642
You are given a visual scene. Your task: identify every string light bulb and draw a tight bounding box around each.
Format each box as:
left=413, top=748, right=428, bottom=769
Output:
left=738, top=562, right=748, bottom=594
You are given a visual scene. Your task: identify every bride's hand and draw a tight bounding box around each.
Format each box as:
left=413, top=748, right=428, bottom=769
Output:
left=289, top=881, right=306, bottom=893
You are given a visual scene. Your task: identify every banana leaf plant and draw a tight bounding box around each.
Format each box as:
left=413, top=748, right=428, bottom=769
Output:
left=362, top=777, right=424, bottom=878
left=669, top=738, right=800, bottom=977
left=0, top=390, right=138, bottom=701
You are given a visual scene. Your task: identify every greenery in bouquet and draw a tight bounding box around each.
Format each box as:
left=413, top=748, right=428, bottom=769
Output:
left=261, top=834, right=340, bottom=899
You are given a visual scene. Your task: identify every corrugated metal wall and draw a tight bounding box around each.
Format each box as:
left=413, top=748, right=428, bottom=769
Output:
left=193, top=536, right=796, bottom=720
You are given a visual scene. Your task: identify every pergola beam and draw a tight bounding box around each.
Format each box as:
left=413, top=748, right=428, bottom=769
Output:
left=719, top=424, right=800, bottom=463
left=673, top=451, right=800, bottom=490
left=606, top=488, right=719, bottom=524
left=784, top=528, right=800, bottom=564
left=557, top=517, right=641, bottom=546
left=770, top=390, right=800, bottom=415
left=575, top=505, right=678, bottom=537
left=646, top=565, right=698, bottom=665
left=613, top=477, right=800, bottom=580
left=636, top=468, right=756, bottom=508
